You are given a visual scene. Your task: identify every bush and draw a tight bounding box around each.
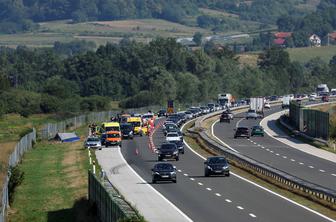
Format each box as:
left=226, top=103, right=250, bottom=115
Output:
left=8, top=166, right=24, bottom=204
left=119, top=91, right=155, bottom=108
left=80, top=95, right=111, bottom=111
left=40, top=94, right=62, bottom=113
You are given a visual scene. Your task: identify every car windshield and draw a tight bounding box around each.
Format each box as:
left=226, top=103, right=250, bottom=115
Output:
left=161, top=144, right=176, bottom=150
left=120, top=124, right=132, bottom=130
left=87, top=137, right=100, bottom=142
left=253, top=126, right=262, bottom=130
left=248, top=109, right=256, bottom=113
left=167, top=133, right=178, bottom=137
left=106, top=126, right=119, bottom=132
left=155, top=164, right=173, bottom=171
left=238, top=127, right=249, bottom=132
left=208, top=157, right=227, bottom=164
left=130, top=122, right=141, bottom=127
left=107, top=133, right=120, bottom=138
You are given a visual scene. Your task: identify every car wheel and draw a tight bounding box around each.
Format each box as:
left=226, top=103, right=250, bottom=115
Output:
left=158, top=157, right=162, bottom=161
left=172, top=179, right=177, bottom=183
left=181, top=150, right=185, bottom=154
left=226, top=172, right=230, bottom=177
left=152, top=179, right=156, bottom=184
left=176, top=156, right=179, bottom=161
left=204, top=171, right=209, bottom=177
left=247, top=136, right=250, bottom=139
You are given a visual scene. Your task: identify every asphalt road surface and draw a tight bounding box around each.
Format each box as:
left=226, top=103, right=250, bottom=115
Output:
left=213, top=104, right=336, bottom=191
left=120, top=118, right=334, bottom=222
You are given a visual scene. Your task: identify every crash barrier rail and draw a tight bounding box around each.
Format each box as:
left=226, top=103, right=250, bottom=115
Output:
left=187, top=105, right=336, bottom=209
left=0, top=129, right=36, bottom=222
left=289, top=99, right=336, bottom=141
left=40, top=106, right=160, bottom=140
left=88, top=171, right=139, bottom=222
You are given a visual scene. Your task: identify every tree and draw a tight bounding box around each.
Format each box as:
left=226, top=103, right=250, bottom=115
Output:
left=193, top=32, right=203, bottom=46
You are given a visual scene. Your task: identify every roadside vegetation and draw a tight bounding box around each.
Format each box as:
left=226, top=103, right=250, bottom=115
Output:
left=8, top=126, right=97, bottom=222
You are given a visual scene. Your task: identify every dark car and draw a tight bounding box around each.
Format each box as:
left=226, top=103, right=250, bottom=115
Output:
left=322, top=95, right=329, bottom=102
left=152, top=162, right=177, bottom=183
left=204, top=156, right=230, bottom=177
left=220, top=112, right=232, bottom=123
left=234, top=127, right=250, bottom=139
left=251, top=125, right=264, bottom=137
left=100, top=133, right=107, bottom=146
left=168, top=140, right=185, bottom=154
left=158, top=109, right=167, bottom=117
left=120, top=123, right=134, bottom=139
left=158, top=143, right=179, bottom=161
left=164, top=124, right=179, bottom=135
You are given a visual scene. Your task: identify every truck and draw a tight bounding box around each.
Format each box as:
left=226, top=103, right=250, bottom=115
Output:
left=218, top=93, right=235, bottom=107
left=248, top=97, right=264, bottom=118
left=282, top=96, right=291, bottom=109
left=316, top=84, right=329, bottom=96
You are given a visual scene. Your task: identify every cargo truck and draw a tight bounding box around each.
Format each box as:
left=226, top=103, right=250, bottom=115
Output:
left=282, top=96, right=291, bottom=109
left=218, top=93, right=235, bottom=107
left=249, top=97, right=264, bottom=118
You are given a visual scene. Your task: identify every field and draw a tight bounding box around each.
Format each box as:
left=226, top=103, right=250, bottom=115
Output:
left=0, top=19, right=211, bottom=48
left=287, top=45, right=336, bottom=64
left=8, top=126, right=96, bottom=222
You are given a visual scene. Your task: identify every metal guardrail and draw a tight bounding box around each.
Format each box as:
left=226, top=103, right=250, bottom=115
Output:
left=0, top=129, right=36, bottom=222
left=88, top=171, right=139, bottom=222
left=187, top=103, right=336, bottom=209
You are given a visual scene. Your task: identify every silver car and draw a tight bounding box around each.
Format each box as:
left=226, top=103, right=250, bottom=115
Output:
left=84, top=136, right=102, bottom=149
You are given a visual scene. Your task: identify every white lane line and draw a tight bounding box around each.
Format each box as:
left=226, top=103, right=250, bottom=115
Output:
left=291, top=159, right=295, bottom=162
left=257, top=144, right=261, bottom=147
left=225, top=199, right=232, bottom=203
left=215, top=193, right=221, bottom=197
left=117, top=148, right=193, bottom=222
left=236, top=117, right=245, bottom=128
left=190, top=178, right=195, bottom=181
left=299, top=162, right=304, bottom=165
left=237, top=206, right=244, bottom=210
left=182, top=120, right=336, bottom=222
left=261, top=146, right=265, bottom=149
left=211, top=119, right=240, bottom=153
left=183, top=173, right=188, bottom=176
left=249, top=213, right=257, bottom=218
left=309, top=166, right=314, bottom=169
left=253, top=142, right=257, bottom=145
left=198, top=182, right=203, bottom=186
left=266, top=148, right=270, bottom=151
left=283, top=156, right=287, bottom=159
left=177, top=169, right=182, bottom=172
left=332, top=174, right=336, bottom=177
left=206, top=188, right=212, bottom=191
left=276, top=153, right=280, bottom=156
left=319, top=170, right=325, bottom=173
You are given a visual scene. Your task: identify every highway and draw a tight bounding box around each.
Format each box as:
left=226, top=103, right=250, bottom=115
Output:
left=120, top=118, right=334, bottom=222
left=213, top=104, right=336, bottom=191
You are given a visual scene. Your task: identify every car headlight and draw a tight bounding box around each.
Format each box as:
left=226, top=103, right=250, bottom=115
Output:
left=173, top=151, right=178, bottom=154
left=223, top=166, right=229, bottom=170
left=129, top=131, right=133, bottom=135
left=207, top=166, right=212, bottom=170
left=170, top=171, right=176, bottom=175
left=155, top=172, right=160, bottom=175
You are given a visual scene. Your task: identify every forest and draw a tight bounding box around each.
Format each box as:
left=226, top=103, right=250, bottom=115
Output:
left=0, top=38, right=336, bottom=117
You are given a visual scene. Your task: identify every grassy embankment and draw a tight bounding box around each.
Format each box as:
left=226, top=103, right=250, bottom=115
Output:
left=182, top=117, right=336, bottom=219
left=8, top=126, right=96, bottom=222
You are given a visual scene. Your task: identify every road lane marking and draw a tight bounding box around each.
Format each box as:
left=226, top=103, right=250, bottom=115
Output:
left=299, top=162, right=304, bottom=165
left=237, top=206, right=244, bottom=210
left=190, top=178, right=195, bottom=181
left=332, top=174, right=336, bottom=177
left=206, top=188, right=212, bottom=191
left=276, top=153, right=280, bottom=156
left=283, top=156, right=287, bottom=159
left=177, top=169, right=182, bottom=172
left=183, top=173, right=188, bottom=176
left=261, top=146, right=265, bottom=149
left=309, top=166, right=314, bottom=169
left=198, top=182, right=203, bottom=186
left=225, top=199, right=232, bottom=203
left=291, top=159, right=295, bottom=162
left=249, top=213, right=257, bottom=218
left=182, top=120, right=336, bottom=222
left=215, top=193, right=221, bottom=197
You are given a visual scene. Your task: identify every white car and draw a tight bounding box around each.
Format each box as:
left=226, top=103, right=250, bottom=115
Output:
left=309, top=95, right=316, bottom=101
left=166, top=132, right=180, bottom=142
left=264, top=102, right=271, bottom=109
left=246, top=110, right=259, bottom=119
left=184, top=111, right=193, bottom=119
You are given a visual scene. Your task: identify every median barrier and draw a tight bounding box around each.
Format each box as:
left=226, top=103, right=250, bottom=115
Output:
left=187, top=101, right=336, bottom=209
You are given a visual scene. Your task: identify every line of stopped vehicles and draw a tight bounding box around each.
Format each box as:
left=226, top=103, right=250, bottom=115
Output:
left=84, top=87, right=334, bottom=184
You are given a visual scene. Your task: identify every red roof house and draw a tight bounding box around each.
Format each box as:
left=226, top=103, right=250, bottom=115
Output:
left=329, top=32, right=336, bottom=40
left=273, top=38, right=286, bottom=45
left=274, top=32, right=292, bottom=38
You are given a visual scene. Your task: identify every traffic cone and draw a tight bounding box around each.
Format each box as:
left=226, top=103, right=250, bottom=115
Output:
left=135, top=148, right=139, bottom=155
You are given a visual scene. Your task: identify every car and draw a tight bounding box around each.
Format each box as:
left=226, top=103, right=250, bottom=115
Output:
left=166, top=132, right=181, bottom=142
left=164, top=123, right=179, bottom=135
left=222, top=110, right=233, bottom=119
left=264, top=102, right=271, bottom=109
left=100, top=133, right=106, bottom=146
left=220, top=113, right=231, bottom=123
left=246, top=109, right=259, bottom=120
left=204, top=156, right=230, bottom=177
left=234, top=127, right=250, bottom=138
left=184, top=111, right=193, bottom=119
left=152, top=162, right=177, bottom=184
left=84, top=136, right=102, bottom=149
left=158, top=143, right=179, bottom=161
left=322, top=95, right=329, bottom=102
left=105, top=131, right=122, bottom=147
left=168, top=139, right=184, bottom=154
left=309, top=95, right=316, bottom=101
left=251, top=125, right=264, bottom=137
left=120, top=123, right=134, bottom=139
left=158, top=109, right=167, bottom=117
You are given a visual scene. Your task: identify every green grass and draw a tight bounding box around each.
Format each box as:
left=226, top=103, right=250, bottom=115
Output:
left=287, top=45, right=336, bottom=64
left=9, top=126, right=95, bottom=222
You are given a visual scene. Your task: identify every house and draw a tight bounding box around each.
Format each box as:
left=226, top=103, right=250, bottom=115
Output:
left=273, top=38, right=286, bottom=47
left=274, top=32, right=292, bottom=39
left=329, top=32, right=336, bottom=43
left=309, top=34, right=321, bottom=47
